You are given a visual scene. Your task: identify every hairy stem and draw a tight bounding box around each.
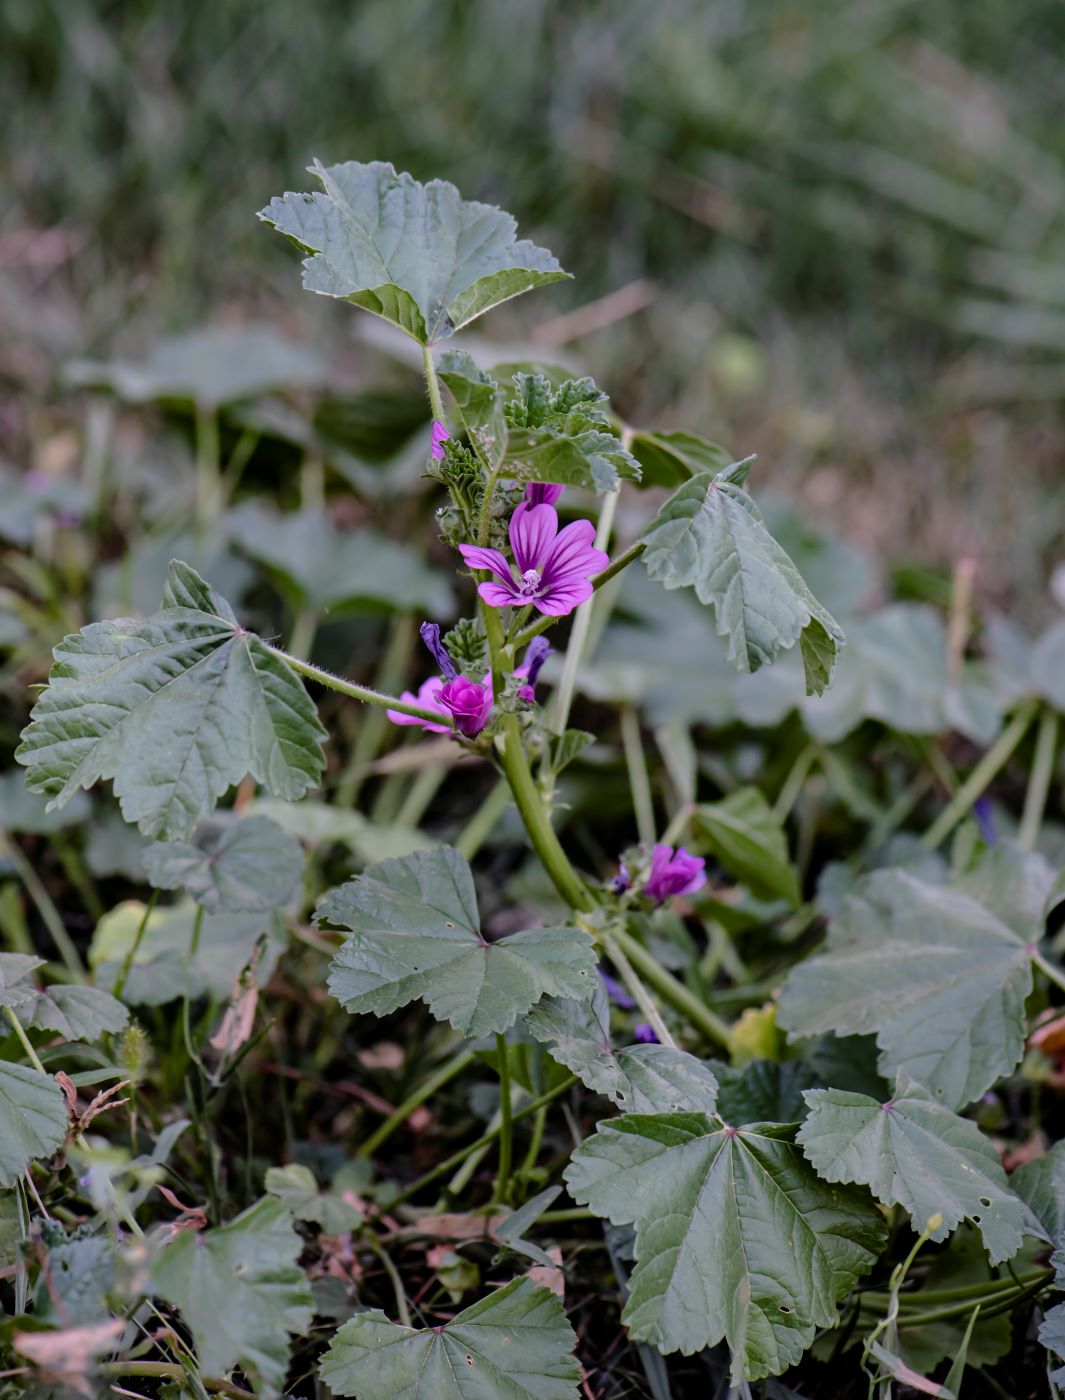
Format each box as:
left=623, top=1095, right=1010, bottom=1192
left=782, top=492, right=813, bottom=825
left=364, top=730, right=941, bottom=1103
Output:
left=422, top=343, right=446, bottom=423
left=266, top=646, right=450, bottom=726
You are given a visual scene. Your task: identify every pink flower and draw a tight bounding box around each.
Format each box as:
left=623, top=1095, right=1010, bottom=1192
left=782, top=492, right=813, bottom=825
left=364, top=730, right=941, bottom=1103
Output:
left=438, top=676, right=493, bottom=736
left=643, top=845, right=706, bottom=905
left=431, top=421, right=450, bottom=460
left=525, top=482, right=564, bottom=506
left=458, top=504, right=608, bottom=618
left=386, top=677, right=451, bottom=733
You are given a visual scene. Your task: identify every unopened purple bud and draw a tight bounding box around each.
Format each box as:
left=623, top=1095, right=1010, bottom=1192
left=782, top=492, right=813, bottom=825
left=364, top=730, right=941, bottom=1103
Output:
left=973, top=796, right=998, bottom=847
left=644, top=845, right=706, bottom=905
left=521, top=636, right=552, bottom=688
left=525, top=482, right=564, bottom=507
left=431, top=420, right=450, bottom=460
left=419, top=622, right=457, bottom=680
left=633, top=1024, right=659, bottom=1044
left=438, top=676, right=492, bottom=737
left=598, top=967, right=636, bottom=1011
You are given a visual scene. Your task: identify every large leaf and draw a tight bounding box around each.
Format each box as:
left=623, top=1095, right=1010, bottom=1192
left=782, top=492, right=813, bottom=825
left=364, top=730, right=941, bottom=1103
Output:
left=319, top=1277, right=580, bottom=1399
left=693, top=787, right=800, bottom=906
left=798, top=1078, right=1035, bottom=1263
left=1012, top=1141, right=1065, bottom=1261
left=711, top=1059, right=811, bottom=1125
left=0, top=1061, right=68, bottom=1187
left=526, top=987, right=719, bottom=1114
left=264, top=1163, right=362, bottom=1235
left=226, top=504, right=454, bottom=617
left=320, top=847, right=596, bottom=1038
left=564, top=1114, right=885, bottom=1378
left=151, top=1196, right=313, bottom=1397
left=65, top=324, right=328, bottom=410
left=630, top=429, right=734, bottom=489
left=0, top=770, right=90, bottom=834
left=778, top=846, right=1055, bottom=1109
left=16, top=561, right=326, bottom=840
left=0, top=956, right=129, bottom=1042
left=640, top=461, right=844, bottom=695
left=91, top=899, right=285, bottom=1006
left=143, top=815, right=305, bottom=914
left=259, top=160, right=568, bottom=344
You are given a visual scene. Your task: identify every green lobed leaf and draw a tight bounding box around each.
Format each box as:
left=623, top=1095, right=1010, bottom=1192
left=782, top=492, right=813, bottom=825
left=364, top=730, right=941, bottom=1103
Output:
left=264, top=1163, right=362, bottom=1234
left=564, top=1113, right=885, bottom=1378
left=778, top=845, right=1054, bottom=1110
left=711, top=1058, right=811, bottom=1125
left=227, top=504, right=455, bottom=617
left=320, top=847, right=597, bottom=1039
left=319, top=1276, right=580, bottom=1399
left=0, top=1062, right=68, bottom=1188
left=526, top=987, right=719, bottom=1114
left=502, top=425, right=641, bottom=494
left=150, top=1195, right=313, bottom=1397
left=259, top=160, right=568, bottom=345
left=693, top=786, right=800, bottom=906
left=143, top=814, right=305, bottom=914
left=437, top=350, right=508, bottom=468
left=15, top=561, right=327, bottom=841
left=629, top=429, right=734, bottom=489
left=0, top=953, right=128, bottom=1041
left=0, top=770, right=90, bottom=834
left=34, top=1234, right=117, bottom=1326
left=1041, top=1303, right=1065, bottom=1385
left=798, top=1077, right=1036, bottom=1264
left=640, top=462, right=845, bottom=695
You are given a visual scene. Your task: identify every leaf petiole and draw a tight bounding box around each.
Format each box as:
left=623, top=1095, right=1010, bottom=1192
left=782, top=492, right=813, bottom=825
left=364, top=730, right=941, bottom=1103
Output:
left=266, top=645, right=450, bottom=726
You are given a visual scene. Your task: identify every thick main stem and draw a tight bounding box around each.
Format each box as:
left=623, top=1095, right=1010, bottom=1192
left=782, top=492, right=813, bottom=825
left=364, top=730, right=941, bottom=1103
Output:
left=422, top=343, right=446, bottom=423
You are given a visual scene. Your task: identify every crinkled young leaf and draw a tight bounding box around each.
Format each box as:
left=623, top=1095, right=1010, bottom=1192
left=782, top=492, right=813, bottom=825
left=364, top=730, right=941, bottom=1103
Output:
left=320, top=847, right=596, bottom=1038
left=778, top=845, right=1054, bottom=1110
left=143, top=815, right=304, bottom=914
left=0, top=1062, right=68, bottom=1188
left=503, top=425, right=641, bottom=494
left=259, top=160, right=568, bottom=345
left=16, top=562, right=326, bottom=841
left=319, top=1277, right=580, bottom=1399
left=264, top=1163, right=362, bottom=1235
left=150, top=1196, right=313, bottom=1397
left=640, top=461, right=844, bottom=695
left=564, top=1114, right=885, bottom=1378
left=693, top=786, right=800, bottom=906
left=798, top=1078, right=1036, bottom=1264
left=437, top=350, right=508, bottom=467
left=711, top=1059, right=811, bottom=1126
left=526, top=987, right=719, bottom=1114
left=227, top=504, right=454, bottom=617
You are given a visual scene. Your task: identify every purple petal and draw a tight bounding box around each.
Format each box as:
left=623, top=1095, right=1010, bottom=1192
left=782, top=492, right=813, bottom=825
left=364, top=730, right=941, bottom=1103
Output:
left=525, top=482, right=564, bottom=507
left=598, top=968, right=636, bottom=1010
left=541, top=518, right=609, bottom=583
left=633, top=1024, right=659, bottom=1045
left=533, top=578, right=594, bottom=616
left=458, top=543, right=513, bottom=584
left=419, top=622, right=457, bottom=680
left=387, top=677, right=451, bottom=733
left=431, top=420, right=450, bottom=460
left=509, top=503, right=558, bottom=575
left=517, top=636, right=552, bottom=686
left=478, top=580, right=524, bottom=608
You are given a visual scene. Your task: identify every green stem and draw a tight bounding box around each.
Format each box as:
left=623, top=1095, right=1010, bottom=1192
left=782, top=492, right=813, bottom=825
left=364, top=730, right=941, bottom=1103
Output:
left=1020, top=706, right=1059, bottom=852
left=266, top=645, right=450, bottom=726
left=367, top=1075, right=578, bottom=1222
left=365, top=1235, right=412, bottom=1329
left=550, top=491, right=619, bottom=738
left=863, top=1271, right=1050, bottom=1310
left=620, top=706, right=656, bottom=845
left=921, top=700, right=1038, bottom=851
left=1033, top=950, right=1065, bottom=998
left=113, top=891, right=157, bottom=1001
left=422, top=344, right=446, bottom=423
left=496, top=715, right=591, bottom=910
left=288, top=608, right=319, bottom=662
left=334, top=615, right=417, bottom=808
left=97, top=1363, right=251, bottom=1398
left=455, top=779, right=510, bottom=860
left=773, top=745, right=819, bottom=824
left=358, top=1048, right=476, bottom=1159
left=603, top=931, right=675, bottom=1048
left=5, top=1006, right=46, bottom=1075
left=612, top=925, right=731, bottom=1049
left=493, top=1034, right=514, bottom=1205
left=0, top=831, right=84, bottom=981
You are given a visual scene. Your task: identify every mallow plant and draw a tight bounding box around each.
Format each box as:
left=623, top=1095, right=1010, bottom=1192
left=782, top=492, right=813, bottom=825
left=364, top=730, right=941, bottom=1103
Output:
left=7, top=160, right=1065, bottom=1398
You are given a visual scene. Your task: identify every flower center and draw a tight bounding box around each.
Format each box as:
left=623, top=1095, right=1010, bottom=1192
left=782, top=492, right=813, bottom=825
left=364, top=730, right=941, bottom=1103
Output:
left=518, top=567, right=543, bottom=597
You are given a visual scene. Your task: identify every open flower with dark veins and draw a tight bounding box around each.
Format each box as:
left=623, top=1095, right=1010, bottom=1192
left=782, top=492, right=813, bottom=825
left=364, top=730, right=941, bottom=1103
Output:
left=459, top=503, right=608, bottom=617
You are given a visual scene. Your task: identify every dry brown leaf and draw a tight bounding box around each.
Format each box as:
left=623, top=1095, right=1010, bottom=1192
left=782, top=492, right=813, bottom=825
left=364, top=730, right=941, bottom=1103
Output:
left=15, top=1319, right=124, bottom=1397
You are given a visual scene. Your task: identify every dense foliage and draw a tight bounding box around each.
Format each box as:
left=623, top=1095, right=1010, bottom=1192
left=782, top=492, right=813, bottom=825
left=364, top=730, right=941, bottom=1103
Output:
left=3, top=162, right=1065, bottom=1399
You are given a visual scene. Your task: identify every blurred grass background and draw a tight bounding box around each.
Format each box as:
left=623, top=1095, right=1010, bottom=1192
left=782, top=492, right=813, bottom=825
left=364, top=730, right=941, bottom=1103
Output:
left=3, top=0, right=1065, bottom=610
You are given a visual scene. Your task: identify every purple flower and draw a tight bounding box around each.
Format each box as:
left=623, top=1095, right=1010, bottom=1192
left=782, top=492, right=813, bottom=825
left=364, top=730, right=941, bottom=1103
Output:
left=973, top=796, right=998, bottom=847
left=598, top=968, right=636, bottom=1011
left=525, top=482, right=564, bottom=507
left=419, top=622, right=457, bottom=680
left=610, top=863, right=631, bottom=895
left=633, top=1024, right=659, bottom=1045
left=431, top=420, right=450, bottom=460
left=438, top=676, right=493, bottom=737
left=386, top=677, right=452, bottom=733
left=458, top=504, right=608, bottom=618
left=644, top=845, right=706, bottom=905
left=514, top=636, right=552, bottom=702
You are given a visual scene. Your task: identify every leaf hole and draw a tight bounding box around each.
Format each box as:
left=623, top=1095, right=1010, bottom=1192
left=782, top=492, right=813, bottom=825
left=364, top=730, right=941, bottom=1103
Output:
left=465, top=1354, right=474, bottom=1366
left=971, top=1214, right=981, bottom=1224
left=445, top=922, right=456, bottom=929
left=779, top=1305, right=792, bottom=1314
left=978, top=1196, right=992, bottom=1207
